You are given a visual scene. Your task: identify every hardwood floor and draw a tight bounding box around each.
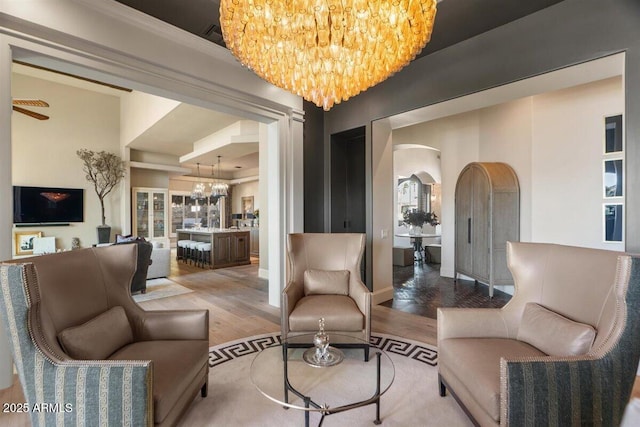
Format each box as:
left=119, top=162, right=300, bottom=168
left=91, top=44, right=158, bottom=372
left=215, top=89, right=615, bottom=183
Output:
left=143, top=255, right=438, bottom=346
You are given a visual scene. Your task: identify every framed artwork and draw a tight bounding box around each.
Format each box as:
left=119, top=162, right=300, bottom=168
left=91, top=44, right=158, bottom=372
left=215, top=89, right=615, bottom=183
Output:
left=603, top=159, right=623, bottom=198
left=604, top=204, right=623, bottom=243
left=604, top=115, right=623, bottom=153
left=14, top=230, right=43, bottom=256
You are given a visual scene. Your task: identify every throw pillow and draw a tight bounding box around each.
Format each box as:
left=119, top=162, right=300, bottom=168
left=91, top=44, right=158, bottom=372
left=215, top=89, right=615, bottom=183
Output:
left=115, top=234, right=136, bottom=243
left=58, top=306, right=133, bottom=359
left=304, top=269, right=350, bottom=296
left=517, top=302, right=596, bottom=357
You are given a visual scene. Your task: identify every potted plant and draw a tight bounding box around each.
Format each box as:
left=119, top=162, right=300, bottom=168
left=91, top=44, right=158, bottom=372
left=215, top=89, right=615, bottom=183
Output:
left=403, top=209, right=439, bottom=235
left=77, top=149, right=126, bottom=243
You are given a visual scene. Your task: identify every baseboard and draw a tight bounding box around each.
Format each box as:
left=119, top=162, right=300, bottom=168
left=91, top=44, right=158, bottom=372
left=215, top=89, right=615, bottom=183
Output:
left=373, top=286, right=394, bottom=305
left=258, top=268, right=269, bottom=280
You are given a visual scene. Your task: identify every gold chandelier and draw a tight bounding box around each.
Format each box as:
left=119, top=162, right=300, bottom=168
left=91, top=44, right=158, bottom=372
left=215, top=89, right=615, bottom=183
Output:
left=220, top=0, right=437, bottom=111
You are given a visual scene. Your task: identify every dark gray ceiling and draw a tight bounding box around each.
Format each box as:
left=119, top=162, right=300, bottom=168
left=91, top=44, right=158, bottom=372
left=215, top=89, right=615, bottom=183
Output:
left=115, top=0, right=565, bottom=59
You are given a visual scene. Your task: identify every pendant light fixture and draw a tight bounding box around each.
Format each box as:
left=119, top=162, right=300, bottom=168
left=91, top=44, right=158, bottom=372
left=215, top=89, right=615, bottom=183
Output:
left=220, top=0, right=437, bottom=111
left=191, top=163, right=206, bottom=200
left=210, top=155, right=229, bottom=197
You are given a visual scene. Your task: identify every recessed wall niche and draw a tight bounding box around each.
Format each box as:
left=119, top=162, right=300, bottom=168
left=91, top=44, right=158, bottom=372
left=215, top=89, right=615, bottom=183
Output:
left=603, top=114, right=624, bottom=243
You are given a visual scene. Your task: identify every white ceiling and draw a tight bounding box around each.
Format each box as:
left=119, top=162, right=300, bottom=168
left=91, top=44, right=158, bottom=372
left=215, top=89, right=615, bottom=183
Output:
left=12, top=62, right=259, bottom=177
left=126, top=103, right=241, bottom=157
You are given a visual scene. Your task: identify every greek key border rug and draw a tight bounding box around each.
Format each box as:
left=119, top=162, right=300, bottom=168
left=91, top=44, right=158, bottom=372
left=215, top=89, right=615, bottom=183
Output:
left=178, top=332, right=471, bottom=427
left=207, top=332, right=438, bottom=368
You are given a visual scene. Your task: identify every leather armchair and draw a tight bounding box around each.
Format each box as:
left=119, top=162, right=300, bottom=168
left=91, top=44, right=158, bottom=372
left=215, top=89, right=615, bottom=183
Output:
left=0, top=244, right=209, bottom=427
left=282, top=233, right=371, bottom=358
left=438, top=242, right=640, bottom=426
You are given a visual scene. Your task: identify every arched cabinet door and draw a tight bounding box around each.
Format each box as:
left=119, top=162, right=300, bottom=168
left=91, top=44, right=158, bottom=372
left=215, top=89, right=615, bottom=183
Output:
left=454, top=162, right=520, bottom=297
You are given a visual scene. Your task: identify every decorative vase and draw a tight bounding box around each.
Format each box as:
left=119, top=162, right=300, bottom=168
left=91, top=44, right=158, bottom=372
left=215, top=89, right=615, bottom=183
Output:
left=97, top=225, right=111, bottom=244
left=409, top=224, right=422, bottom=236
left=313, top=318, right=330, bottom=361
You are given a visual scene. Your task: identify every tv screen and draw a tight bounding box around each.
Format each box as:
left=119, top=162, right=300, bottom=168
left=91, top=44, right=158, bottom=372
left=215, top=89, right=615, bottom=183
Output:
left=13, top=186, right=84, bottom=224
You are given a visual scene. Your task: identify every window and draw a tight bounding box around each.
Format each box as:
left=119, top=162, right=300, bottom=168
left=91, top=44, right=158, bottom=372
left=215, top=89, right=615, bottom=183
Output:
left=397, top=174, right=431, bottom=226
left=170, top=192, right=226, bottom=237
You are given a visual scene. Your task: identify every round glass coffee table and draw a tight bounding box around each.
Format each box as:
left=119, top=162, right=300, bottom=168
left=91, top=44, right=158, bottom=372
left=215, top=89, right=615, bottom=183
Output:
left=251, top=334, right=395, bottom=427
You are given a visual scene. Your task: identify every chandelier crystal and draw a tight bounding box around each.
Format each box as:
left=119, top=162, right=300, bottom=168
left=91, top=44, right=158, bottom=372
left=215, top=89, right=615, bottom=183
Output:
left=210, top=156, right=229, bottom=198
left=191, top=163, right=206, bottom=200
left=220, top=0, right=437, bottom=111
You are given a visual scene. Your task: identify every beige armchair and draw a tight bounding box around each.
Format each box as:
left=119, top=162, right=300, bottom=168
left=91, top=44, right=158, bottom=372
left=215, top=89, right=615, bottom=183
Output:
left=0, top=244, right=209, bottom=427
left=438, top=242, right=640, bottom=426
left=282, top=233, right=371, bottom=359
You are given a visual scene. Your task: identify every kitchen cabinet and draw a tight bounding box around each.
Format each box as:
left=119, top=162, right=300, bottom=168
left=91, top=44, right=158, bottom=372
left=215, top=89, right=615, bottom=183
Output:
left=132, top=187, right=168, bottom=244
left=250, top=228, right=259, bottom=257
left=176, top=229, right=250, bottom=269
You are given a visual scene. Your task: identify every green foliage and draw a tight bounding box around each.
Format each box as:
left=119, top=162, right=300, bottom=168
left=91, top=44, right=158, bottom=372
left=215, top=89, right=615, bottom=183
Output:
left=403, top=209, right=439, bottom=227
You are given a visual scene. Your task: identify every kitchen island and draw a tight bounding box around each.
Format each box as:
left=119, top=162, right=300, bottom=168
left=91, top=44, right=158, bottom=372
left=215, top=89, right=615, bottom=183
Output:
left=176, top=228, right=251, bottom=269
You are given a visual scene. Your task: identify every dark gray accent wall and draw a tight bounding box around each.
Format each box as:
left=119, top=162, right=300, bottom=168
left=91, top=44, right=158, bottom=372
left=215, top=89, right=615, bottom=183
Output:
left=303, top=100, right=325, bottom=232
left=321, top=0, right=640, bottom=252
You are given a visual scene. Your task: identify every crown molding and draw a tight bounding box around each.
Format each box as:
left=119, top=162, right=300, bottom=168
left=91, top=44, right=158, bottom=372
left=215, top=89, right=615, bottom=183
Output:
left=71, top=0, right=239, bottom=66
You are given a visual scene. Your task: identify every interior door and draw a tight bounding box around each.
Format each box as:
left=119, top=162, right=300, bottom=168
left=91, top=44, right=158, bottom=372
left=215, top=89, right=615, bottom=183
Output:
left=331, top=127, right=366, bottom=233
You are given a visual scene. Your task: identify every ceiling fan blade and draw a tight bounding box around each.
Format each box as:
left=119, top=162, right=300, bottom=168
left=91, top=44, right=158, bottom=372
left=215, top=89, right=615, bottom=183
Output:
left=13, top=106, right=50, bottom=120
left=12, top=99, right=49, bottom=107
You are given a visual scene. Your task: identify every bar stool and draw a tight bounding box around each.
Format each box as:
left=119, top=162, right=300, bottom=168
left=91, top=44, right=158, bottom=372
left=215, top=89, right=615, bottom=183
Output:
left=177, top=239, right=193, bottom=262
left=187, top=241, right=200, bottom=265
left=196, top=242, right=212, bottom=268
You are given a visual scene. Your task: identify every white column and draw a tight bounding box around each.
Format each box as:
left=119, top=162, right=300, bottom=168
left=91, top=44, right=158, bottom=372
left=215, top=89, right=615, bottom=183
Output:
left=289, top=110, right=305, bottom=232
left=0, top=36, right=15, bottom=389
left=267, top=121, right=283, bottom=307
left=371, top=119, right=395, bottom=305
left=258, top=123, right=269, bottom=279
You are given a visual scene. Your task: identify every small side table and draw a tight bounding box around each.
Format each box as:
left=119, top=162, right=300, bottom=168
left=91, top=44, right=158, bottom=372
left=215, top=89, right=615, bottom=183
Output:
left=395, top=234, right=441, bottom=264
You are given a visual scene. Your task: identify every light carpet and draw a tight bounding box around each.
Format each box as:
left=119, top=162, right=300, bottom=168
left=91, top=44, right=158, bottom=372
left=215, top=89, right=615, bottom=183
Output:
left=178, top=333, right=472, bottom=427
left=133, top=278, right=193, bottom=302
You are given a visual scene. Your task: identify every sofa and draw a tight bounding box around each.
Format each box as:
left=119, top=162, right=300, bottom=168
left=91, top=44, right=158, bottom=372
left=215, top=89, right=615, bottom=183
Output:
left=0, top=244, right=209, bottom=427
left=438, top=242, right=640, bottom=426
left=148, top=245, right=171, bottom=279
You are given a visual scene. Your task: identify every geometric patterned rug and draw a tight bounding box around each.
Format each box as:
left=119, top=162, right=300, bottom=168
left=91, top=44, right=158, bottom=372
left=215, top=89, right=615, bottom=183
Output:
left=178, top=332, right=471, bottom=426
left=208, top=332, right=438, bottom=367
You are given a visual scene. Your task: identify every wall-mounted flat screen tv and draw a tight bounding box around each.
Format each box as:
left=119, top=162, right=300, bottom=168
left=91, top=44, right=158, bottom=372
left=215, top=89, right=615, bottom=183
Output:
left=13, top=186, right=84, bottom=224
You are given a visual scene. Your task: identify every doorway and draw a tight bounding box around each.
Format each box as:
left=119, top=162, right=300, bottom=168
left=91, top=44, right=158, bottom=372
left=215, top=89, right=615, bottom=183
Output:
left=331, top=126, right=366, bottom=233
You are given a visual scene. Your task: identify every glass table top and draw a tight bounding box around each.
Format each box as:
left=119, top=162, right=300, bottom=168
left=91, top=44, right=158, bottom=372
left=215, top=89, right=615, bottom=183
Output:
left=250, top=334, right=395, bottom=412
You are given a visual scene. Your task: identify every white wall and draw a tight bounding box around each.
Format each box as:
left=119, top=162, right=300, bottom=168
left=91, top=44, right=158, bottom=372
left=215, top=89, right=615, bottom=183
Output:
left=12, top=72, right=122, bottom=252
left=120, top=91, right=179, bottom=145
left=130, top=168, right=169, bottom=189
left=531, top=77, right=624, bottom=250
left=478, top=97, right=534, bottom=243
left=391, top=76, right=624, bottom=281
